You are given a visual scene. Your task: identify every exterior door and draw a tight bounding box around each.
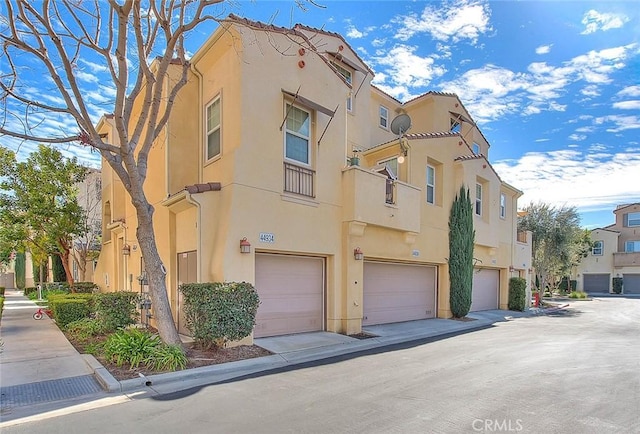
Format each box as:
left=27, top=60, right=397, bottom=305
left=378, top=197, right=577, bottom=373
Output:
left=471, top=268, right=499, bottom=312
left=583, top=273, right=610, bottom=294
left=177, top=251, right=197, bottom=335
left=363, top=262, right=436, bottom=326
left=623, top=274, right=640, bottom=294
left=254, top=254, right=324, bottom=338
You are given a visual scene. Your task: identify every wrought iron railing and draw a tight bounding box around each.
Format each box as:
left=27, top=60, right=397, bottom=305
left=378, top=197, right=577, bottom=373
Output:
left=385, top=178, right=395, bottom=204
left=284, top=162, right=315, bottom=198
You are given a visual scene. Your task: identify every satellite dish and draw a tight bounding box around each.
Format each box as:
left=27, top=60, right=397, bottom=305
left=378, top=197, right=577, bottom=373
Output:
left=390, top=113, right=412, bottom=136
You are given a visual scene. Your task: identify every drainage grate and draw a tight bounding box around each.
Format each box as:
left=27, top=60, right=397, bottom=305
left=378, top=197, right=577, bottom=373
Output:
left=0, top=375, right=103, bottom=409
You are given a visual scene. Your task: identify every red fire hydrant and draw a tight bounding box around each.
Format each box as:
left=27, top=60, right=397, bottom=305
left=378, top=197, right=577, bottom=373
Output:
left=533, top=292, right=540, bottom=308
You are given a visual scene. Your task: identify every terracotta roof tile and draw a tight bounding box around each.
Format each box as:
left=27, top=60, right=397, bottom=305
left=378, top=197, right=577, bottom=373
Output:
left=185, top=182, right=221, bottom=194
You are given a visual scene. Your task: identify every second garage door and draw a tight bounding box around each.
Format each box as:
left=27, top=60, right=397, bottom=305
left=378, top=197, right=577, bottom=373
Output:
left=254, top=254, right=324, bottom=338
left=583, top=273, right=610, bottom=294
left=363, top=262, right=436, bottom=326
left=471, top=268, right=499, bottom=312
left=623, top=274, right=640, bottom=294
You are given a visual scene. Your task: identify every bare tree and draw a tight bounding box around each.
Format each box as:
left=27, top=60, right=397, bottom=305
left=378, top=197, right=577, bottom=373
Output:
left=0, top=0, right=228, bottom=346
left=73, top=169, right=102, bottom=282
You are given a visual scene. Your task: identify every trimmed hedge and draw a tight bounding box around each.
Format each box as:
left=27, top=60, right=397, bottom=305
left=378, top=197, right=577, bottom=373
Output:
left=559, top=278, right=577, bottom=293
left=94, top=292, right=138, bottom=332
left=51, top=298, right=90, bottom=327
left=0, top=286, right=4, bottom=296
left=180, top=282, right=260, bottom=349
left=508, top=277, right=527, bottom=311
left=612, top=277, right=623, bottom=294
left=72, top=282, right=98, bottom=293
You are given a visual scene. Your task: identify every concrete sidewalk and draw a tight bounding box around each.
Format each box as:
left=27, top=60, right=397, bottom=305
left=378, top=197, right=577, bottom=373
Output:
left=0, top=288, right=565, bottom=422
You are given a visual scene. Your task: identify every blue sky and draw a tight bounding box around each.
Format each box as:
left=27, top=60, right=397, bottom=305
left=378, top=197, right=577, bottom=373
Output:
left=3, top=1, right=639, bottom=228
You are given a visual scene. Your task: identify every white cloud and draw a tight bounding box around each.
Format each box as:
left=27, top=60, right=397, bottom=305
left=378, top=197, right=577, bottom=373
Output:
left=371, top=38, right=386, bottom=48
left=394, top=0, right=492, bottom=44
left=372, top=45, right=447, bottom=89
left=613, top=100, right=640, bottom=110
left=581, top=10, right=629, bottom=35
left=346, top=25, right=364, bottom=39
left=595, top=114, right=640, bottom=133
left=568, top=134, right=587, bottom=141
left=535, top=138, right=550, bottom=142
left=535, top=45, right=552, bottom=55
left=494, top=150, right=640, bottom=214
left=617, top=85, right=640, bottom=97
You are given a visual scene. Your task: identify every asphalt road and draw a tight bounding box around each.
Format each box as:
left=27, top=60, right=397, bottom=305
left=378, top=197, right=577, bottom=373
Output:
left=3, top=298, right=639, bottom=433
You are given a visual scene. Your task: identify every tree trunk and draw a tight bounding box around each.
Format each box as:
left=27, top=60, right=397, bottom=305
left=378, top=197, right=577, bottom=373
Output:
left=59, top=249, right=75, bottom=288
left=135, top=204, right=182, bottom=347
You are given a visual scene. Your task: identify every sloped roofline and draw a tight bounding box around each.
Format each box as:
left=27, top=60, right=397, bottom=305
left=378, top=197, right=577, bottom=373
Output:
left=613, top=203, right=640, bottom=213
left=592, top=227, right=620, bottom=234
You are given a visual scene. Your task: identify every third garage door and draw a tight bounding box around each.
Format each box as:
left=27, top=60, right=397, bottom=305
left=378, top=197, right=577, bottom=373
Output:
left=471, top=268, right=499, bottom=312
left=363, top=262, right=436, bottom=326
left=254, top=254, right=324, bottom=338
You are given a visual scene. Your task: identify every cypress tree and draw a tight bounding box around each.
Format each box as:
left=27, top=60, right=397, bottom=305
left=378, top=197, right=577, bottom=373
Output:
left=449, top=186, right=475, bottom=318
left=52, top=254, right=67, bottom=282
left=15, top=251, right=26, bottom=289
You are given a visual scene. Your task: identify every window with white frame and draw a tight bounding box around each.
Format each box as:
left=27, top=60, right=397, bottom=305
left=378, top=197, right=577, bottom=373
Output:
left=285, top=104, right=311, bottom=165
left=626, top=212, right=640, bottom=227
left=205, top=96, right=221, bottom=161
left=472, top=143, right=480, bottom=154
left=626, top=240, right=640, bottom=252
left=426, top=165, right=435, bottom=204
left=379, top=105, right=389, bottom=129
left=475, top=183, right=482, bottom=216
left=331, top=61, right=353, bottom=112
left=499, top=193, right=506, bottom=219
left=592, top=240, right=603, bottom=256
left=379, top=157, right=398, bottom=178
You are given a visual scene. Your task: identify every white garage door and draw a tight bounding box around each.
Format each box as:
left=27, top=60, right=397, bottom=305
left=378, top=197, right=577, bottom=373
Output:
left=254, top=254, right=324, bottom=338
left=623, top=274, right=640, bottom=294
left=583, top=273, right=610, bottom=294
left=363, top=262, right=436, bottom=326
left=471, top=268, right=499, bottom=312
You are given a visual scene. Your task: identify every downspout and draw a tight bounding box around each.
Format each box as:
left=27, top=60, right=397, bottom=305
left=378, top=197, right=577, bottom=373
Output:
left=189, top=61, right=204, bottom=282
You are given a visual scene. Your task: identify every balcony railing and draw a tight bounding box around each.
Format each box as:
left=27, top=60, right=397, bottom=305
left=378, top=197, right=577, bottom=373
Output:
left=385, top=178, right=395, bottom=204
left=517, top=231, right=528, bottom=243
left=613, top=251, right=640, bottom=267
left=284, top=162, right=315, bottom=198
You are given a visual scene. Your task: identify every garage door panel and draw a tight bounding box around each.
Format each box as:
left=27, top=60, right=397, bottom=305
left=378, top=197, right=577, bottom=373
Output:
left=583, top=273, right=610, bottom=294
left=471, top=269, right=499, bottom=312
left=623, top=274, right=640, bottom=294
left=363, top=262, right=436, bottom=326
left=255, top=254, right=324, bottom=338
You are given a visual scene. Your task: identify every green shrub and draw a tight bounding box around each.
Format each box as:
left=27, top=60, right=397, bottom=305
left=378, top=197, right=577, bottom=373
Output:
left=43, top=282, right=70, bottom=292
left=0, top=286, right=4, bottom=296
left=52, top=255, right=66, bottom=283
left=65, top=318, right=106, bottom=341
left=103, top=329, right=160, bottom=369
left=51, top=299, right=90, bottom=327
left=612, top=277, right=623, bottom=294
left=15, top=252, right=26, bottom=289
left=24, top=287, right=38, bottom=297
left=72, top=282, right=98, bottom=293
left=0, top=296, right=4, bottom=319
left=146, top=344, right=188, bottom=371
left=31, top=259, right=48, bottom=285
left=181, top=282, right=260, bottom=349
left=508, top=277, right=527, bottom=311
left=95, top=292, right=138, bottom=332
left=568, top=291, right=588, bottom=299
left=448, top=186, right=475, bottom=318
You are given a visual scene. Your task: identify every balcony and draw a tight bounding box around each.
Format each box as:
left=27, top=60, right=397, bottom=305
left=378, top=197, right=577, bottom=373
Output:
left=613, top=252, right=640, bottom=267
left=342, top=166, right=421, bottom=233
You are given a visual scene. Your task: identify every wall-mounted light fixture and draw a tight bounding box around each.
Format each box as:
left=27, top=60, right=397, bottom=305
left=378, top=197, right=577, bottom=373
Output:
left=122, top=244, right=131, bottom=256
left=509, top=265, right=515, bottom=273
left=240, top=238, right=251, bottom=254
left=354, top=247, right=364, bottom=260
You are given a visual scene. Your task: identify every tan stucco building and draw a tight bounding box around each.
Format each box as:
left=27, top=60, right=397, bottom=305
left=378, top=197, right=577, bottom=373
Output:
left=94, top=15, right=532, bottom=339
left=576, top=203, right=640, bottom=294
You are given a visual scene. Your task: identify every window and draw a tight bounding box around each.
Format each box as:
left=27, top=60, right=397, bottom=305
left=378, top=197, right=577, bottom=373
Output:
left=379, top=105, right=389, bottom=129
left=625, top=212, right=640, bottom=227
left=592, top=240, right=603, bottom=256
left=475, top=183, right=482, bottom=216
left=206, top=96, right=221, bottom=161
left=426, top=165, right=435, bottom=204
left=499, top=193, right=506, bottom=219
left=472, top=143, right=480, bottom=154
left=379, top=157, right=398, bottom=178
left=626, top=240, right=640, bottom=252
left=451, top=117, right=461, bottom=133
left=331, top=61, right=353, bottom=112
left=285, top=104, right=311, bottom=165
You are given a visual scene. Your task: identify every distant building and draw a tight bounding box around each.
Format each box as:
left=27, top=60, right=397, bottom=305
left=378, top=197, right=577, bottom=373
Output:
left=575, top=203, right=640, bottom=294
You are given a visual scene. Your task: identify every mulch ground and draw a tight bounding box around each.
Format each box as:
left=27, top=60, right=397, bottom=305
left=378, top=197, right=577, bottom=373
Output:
left=64, top=332, right=272, bottom=381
